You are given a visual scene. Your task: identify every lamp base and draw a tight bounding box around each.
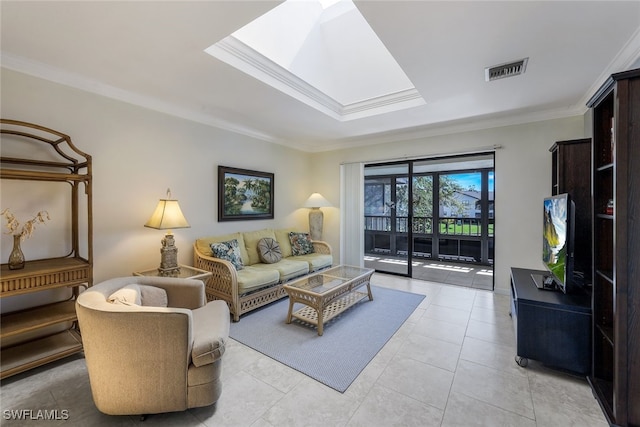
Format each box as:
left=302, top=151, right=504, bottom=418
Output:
left=158, top=233, right=180, bottom=276
left=308, top=208, right=324, bottom=241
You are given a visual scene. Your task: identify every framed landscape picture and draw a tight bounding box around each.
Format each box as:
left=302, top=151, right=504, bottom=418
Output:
left=218, top=166, right=274, bottom=221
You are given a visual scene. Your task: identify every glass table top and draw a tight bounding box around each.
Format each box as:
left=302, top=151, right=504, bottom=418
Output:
left=285, top=265, right=373, bottom=294
left=134, top=265, right=209, bottom=279
left=323, top=265, right=374, bottom=279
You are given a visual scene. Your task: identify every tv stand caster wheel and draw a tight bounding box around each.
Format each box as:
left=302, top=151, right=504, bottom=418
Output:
left=515, top=356, right=528, bottom=367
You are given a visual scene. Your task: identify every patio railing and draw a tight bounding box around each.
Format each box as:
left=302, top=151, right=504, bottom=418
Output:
left=365, top=215, right=493, bottom=237
left=365, top=215, right=494, bottom=264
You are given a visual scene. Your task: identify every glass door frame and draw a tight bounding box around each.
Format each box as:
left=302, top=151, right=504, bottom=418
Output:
left=364, top=153, right=495, bottom=279
left=364, top=161, right=412, bottom=277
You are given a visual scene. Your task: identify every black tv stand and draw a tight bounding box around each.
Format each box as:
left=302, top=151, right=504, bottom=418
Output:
left=530, top=273, right=559, bottom=291
left=510, top=267, right=591, bottom=374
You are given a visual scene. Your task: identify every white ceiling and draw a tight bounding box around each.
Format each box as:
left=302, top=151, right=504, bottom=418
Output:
left=206, top=0, right=427, bottom=121
left=2, top=1, right=640, bottom=152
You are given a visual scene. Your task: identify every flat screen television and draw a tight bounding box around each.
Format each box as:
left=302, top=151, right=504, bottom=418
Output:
left=533, top=193, right=575, bottom=293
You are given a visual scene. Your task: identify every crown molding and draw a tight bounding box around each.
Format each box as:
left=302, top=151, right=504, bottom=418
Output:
left=0, top=51, right=285, bottom=147
left=205, top=36, right=425, bottom=121
left=306, top=105, right=589, bottom=153
left=6, top=41, right=636, bottom=155
left=1, top=50, right=587, bottom=154
left=578, top=25, right=640, bottom=109
left=206, top=37, right=343, bottom=119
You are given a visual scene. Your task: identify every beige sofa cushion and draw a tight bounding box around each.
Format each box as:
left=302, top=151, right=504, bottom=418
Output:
left=250, top=259, right=309, bottom=282
left=243, top=229, right=277, bottom=265
left=196, top=233, right=249, bottom=266
left=290, top=253, right=333, bottom=272
left=274, top=228, right=297, bottom=258
left=236, top=266, right=280, bottom=294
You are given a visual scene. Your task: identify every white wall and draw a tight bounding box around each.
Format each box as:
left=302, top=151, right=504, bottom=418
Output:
left=1, top=68, right=588, bottom=301
left=310, top=117, right=586, bottom=294
left=1, top=70, right=313, bottom=296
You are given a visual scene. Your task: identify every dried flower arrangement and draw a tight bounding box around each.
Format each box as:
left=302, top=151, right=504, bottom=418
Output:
left=1, top=208, right=51, bottom=240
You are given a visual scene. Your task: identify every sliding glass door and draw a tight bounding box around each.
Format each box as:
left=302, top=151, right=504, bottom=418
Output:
left=364, top=162, right=410, bottom=276
left=364, top=154, right=495, bottom=287
left=410, top=173, right=434, bottom=265
left=438, top=171, right=484, bottom=262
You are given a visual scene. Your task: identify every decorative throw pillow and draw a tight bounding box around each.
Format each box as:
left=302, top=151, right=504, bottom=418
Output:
left=210, top=239, right=244, bottom=270
left=138, top=284, right=168, bottom=307
left=289, top=232, right=315, bottom=256
left=257, top=237, right=282, bottom=264
left=108, top=284, right=141, bottom=306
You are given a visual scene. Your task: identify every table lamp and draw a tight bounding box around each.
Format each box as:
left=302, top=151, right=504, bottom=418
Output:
left=144, top=189, right=190, bottom=276
left=303, top=192, right=332, bottom=240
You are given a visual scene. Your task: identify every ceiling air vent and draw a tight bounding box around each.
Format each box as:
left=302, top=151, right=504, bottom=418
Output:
left=485, top=58, right=528, bottom=82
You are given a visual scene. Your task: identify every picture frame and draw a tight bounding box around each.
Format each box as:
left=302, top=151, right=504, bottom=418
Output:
left=218, top=166, right=274, bottom=221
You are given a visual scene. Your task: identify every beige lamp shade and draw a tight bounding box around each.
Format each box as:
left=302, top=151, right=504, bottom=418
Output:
left=303, top=192, right=332, bottom=208
left=145, top=190, right=190, bottom=276
left=144, top=199, right=190, bottom=230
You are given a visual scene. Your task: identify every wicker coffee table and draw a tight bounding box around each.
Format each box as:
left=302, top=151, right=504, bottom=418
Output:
left=283, top=265, right=374, bottom=336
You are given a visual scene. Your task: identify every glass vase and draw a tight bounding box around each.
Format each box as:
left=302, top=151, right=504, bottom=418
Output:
left=8, top=234, right=25, bottom=270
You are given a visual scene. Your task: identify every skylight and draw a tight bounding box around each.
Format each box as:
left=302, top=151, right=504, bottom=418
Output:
left=319, top=0, right=341, bottom=9
left=205, top=0, right=425, bottom=121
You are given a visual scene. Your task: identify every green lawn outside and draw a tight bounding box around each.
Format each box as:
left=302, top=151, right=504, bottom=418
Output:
left=415, top=222, right=494, bottom=236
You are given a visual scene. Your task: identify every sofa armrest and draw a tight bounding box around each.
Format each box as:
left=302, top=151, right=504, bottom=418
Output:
left=312, top=240, right=332, bottom=255
left=133, top=276, right=205, bottom=310
left=193, top=243, right=240, bottom=305
left=190, top=301, right=230, bottom=367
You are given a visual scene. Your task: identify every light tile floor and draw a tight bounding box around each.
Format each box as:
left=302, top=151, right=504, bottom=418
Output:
left=0, top=273, right=607, bottom=426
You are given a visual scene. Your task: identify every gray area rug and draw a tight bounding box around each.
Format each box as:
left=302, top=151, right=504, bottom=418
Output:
left=229, top=285, right=425, bottom=392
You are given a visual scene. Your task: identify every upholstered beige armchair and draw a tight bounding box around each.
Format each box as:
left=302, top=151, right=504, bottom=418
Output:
left=76, top=276, right=230, bottom=416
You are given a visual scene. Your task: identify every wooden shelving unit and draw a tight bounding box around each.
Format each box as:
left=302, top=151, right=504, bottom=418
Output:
left=587, top=69, right=640, bottom=427
left=0, top=119, right=92, bottom=379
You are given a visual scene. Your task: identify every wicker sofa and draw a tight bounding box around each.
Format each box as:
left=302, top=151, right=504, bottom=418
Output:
left=194, top=228, right=332, bottom=321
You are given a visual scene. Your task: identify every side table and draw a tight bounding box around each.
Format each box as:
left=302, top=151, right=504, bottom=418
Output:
left=133, top=265, right=212, bottom=282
